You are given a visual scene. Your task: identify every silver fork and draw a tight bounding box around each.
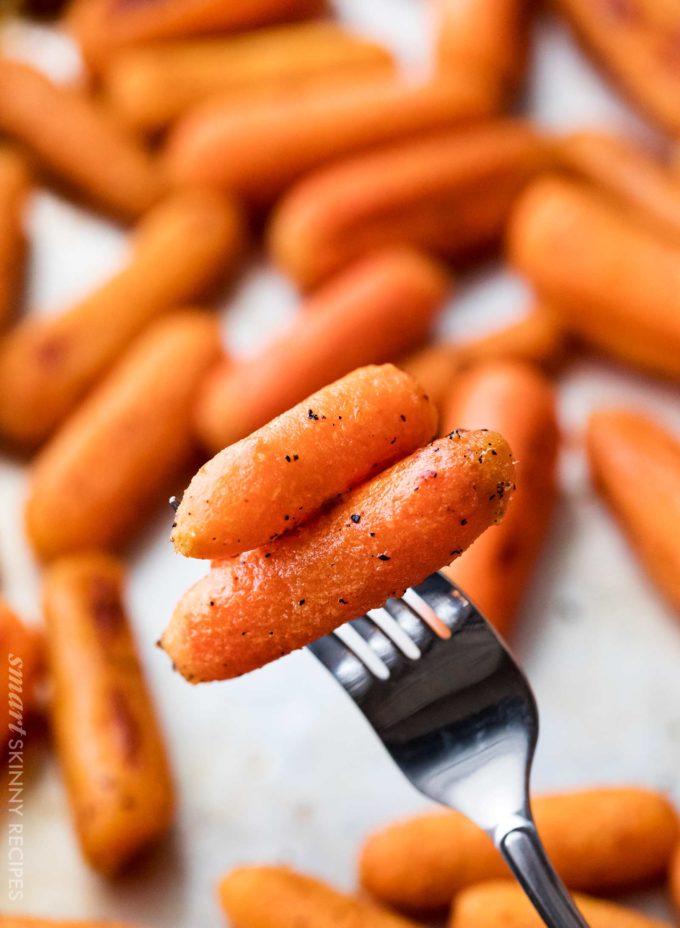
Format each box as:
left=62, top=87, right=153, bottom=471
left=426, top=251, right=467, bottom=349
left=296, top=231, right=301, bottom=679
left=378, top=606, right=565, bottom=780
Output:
left=308, top=571, right=590, bottom=928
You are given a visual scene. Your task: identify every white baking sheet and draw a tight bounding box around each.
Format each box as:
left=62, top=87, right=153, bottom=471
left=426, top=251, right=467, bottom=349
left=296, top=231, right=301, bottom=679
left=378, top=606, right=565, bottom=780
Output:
left=1, top=2, right=680, bottom=925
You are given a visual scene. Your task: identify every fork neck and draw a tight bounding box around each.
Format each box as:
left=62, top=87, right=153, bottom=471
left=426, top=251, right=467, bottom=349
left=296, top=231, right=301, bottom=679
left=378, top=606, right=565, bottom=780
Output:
left=497, top=821, right=591, bottom=928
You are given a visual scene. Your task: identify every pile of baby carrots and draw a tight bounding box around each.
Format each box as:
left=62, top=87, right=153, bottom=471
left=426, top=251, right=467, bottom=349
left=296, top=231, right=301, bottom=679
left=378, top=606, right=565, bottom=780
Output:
left=1, top=0, right=680, bottom=925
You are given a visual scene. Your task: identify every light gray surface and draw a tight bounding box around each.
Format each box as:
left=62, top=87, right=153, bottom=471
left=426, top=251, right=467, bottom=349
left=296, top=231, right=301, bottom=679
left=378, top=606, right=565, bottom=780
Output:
left=1, top=3, right=680, bottom=925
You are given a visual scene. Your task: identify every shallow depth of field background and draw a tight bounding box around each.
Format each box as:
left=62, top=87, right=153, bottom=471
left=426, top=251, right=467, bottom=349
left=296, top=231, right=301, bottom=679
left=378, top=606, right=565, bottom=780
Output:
left=1, top=1, right=680, bottom=925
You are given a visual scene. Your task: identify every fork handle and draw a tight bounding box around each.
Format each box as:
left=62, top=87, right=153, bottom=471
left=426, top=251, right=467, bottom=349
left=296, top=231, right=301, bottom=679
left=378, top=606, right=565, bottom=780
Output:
left=499, top=824, right=591, bottom=928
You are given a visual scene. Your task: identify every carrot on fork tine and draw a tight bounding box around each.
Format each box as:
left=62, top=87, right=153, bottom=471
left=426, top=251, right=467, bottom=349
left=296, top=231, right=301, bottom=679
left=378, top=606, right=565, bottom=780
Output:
left=173, top=365, right=437, bottom=560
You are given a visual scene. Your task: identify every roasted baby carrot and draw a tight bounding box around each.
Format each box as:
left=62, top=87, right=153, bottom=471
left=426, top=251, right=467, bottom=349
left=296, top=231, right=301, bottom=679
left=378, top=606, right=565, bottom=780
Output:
left=26, top=312, right=221, bottom=561
left=361, top=788, right=678, bottom=911
left=0, top=599, right=42, bottom=746
left=441, top=361, right=559, bottom=637
left=671, top=844, right=680, bottom=917
left=0, top=921, right=137, bottom=928
left=161, top=429, right=514, bottom=681
left=165, top=76, right=495, bottom=206
left=104, top=22, right=395, bottom=133
left=454, top=309, right=566, bottom=372
left=69, top=0, right=326, bottom=72
left=0, top=59, right=162, bottom=222
left=43, top=553, right=174, bottom=874
left=508, top=176, right=680, bottom=380
left=0, top=189, right=243, bottom=451
left=0, top=147, right=30, bottom=331
left=269, top=120, right=549, bottom=288
left=558, top=131, right=680, bottom=244
left=436, top=0, right=531, bottom=106
left=587, top=409, right=680, bottom=615
left=555, top=0, right=680, bottom=135
left=450, top=880, right=672, bottom=928
left=174, top=365, right=436, bottom=560
left=220, top=866, right=422, bottom=928
left=396, top=311, right=565, bottom=411
left=196, top=248, right=449, bottom=453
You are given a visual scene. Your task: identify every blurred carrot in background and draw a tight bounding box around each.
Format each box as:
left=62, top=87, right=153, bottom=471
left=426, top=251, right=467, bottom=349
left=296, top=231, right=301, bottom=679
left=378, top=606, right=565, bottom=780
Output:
left=0, top=190, right=243, bottom=451
left=360, top=788, right=678, bottom=912
left=587, top=409, right=680, bottom=616
left=196, top=248, right=450, bottom=453
left=555, top=0, right=680, bottom=134
left=26, top=311, right=221, bottom=561
left=220, top=866, right=422, bottom=928
left=436, top=0, right=532, bottom=109
left=396, top=309, right=565, bottom=412
left=0, top=599, right=42, bottom=746
left=671, top=844, right=680, bottom=917
left=0, top=147, right=30, bottom=331
left=0, top=59, right=163, bottom=222
left=454, top=308, right=566, bottom=372
left=509, top=176, right=680, bottom=380
left=450, top=881, right=672, bottom=928
left=0, top=921, right=138, bottom=928
left=165, top=76, right=495, bottom=206
left=43, top=553, right=174, bottom=874
left=441, top=360, right=559, bottom=637
left=269, top=120, right=550, bottom=289
left=67, top=0, right=327, bottom=73
left=558, top=131, right=680, bottom=245
left=103, top=21, right=394, bottom=134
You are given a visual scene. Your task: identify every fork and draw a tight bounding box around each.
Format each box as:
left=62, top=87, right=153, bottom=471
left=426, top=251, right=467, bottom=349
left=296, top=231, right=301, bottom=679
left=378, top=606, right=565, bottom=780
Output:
left=308, top=571, right=590, bottom=928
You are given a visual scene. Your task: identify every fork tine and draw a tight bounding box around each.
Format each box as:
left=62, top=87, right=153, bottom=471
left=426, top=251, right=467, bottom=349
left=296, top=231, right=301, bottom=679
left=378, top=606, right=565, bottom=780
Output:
left=351, top=614, right=410, bottom=671
left=382, top=595, right=437, bottom=651
left=308, top=629, right=375, bottom=699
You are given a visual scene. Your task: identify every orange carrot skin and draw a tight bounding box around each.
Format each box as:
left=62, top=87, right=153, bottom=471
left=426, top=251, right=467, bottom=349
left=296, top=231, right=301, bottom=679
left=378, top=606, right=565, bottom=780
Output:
left=454, top=309, right=566, bottom=372
left=174, top=365, right=437, bottom=560
left=396, top=343, right=459, bottom=411
left=269, top=120, right=549, bottom=289
left=0, top=599, right=42, bottom=745
left=103, top=23, right=395, bottom=133
left=220, top=866, right=422, bottom=928
left=165, top=76, right=496, bottom=206
left=587, top=409, right=680, bottom=615
left=69, top=0, right=326, bottom=72
left=0, top=148, right=30, bottom=331
left=671, top=844, right=680, bottom=918
left=162, top=429, right=514, bottom=682
left=360, top=788, right=678, bottom=912
left=195, top=248, right=450, bottom=453
left=450, top=880, right=672, bottom=928
left=437, top=0, right=531, bottom=105
left=43, top=553, right=174, bottom=875
left=555, top=0, right=680, bottom=135
left=0, top=60, right=163, bottom=222
left=26, top=312, right=221, bottom=561
left=441, top=361, right=559, bottom=636
left=395, top=311, right=565, bottom=412
left=0, top=190, right=243, bottom=451
left=508, top=176, right=680, bottom=380
left=0, top=921, right=137, bottom=928
left=558, top=131, right=680, bottom=245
